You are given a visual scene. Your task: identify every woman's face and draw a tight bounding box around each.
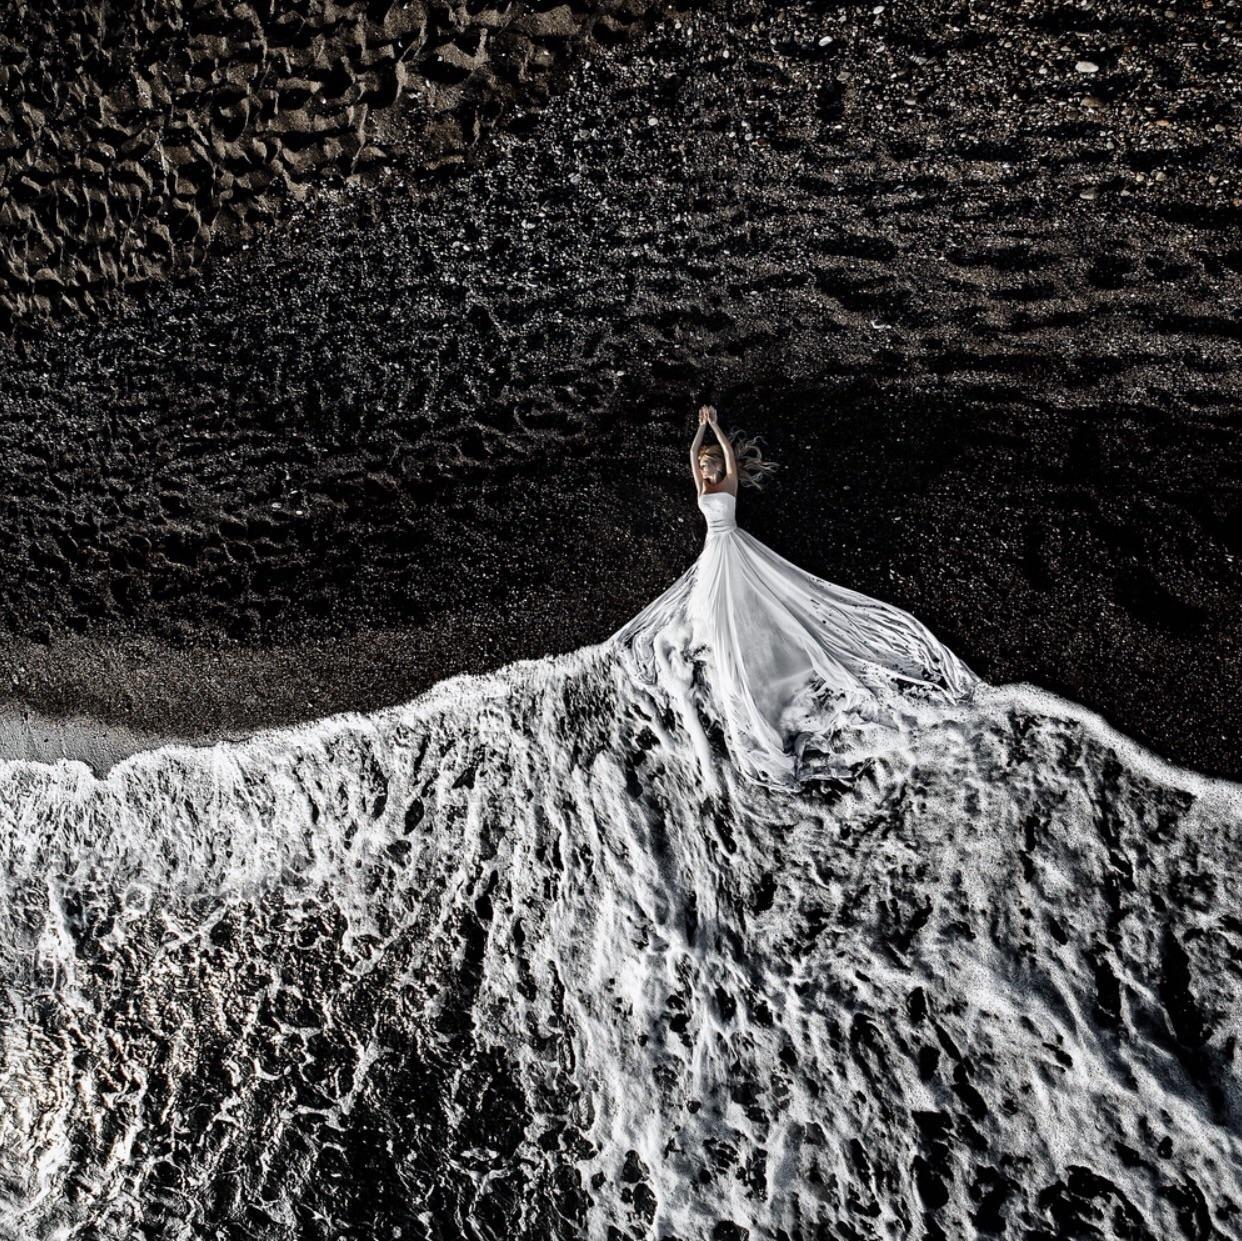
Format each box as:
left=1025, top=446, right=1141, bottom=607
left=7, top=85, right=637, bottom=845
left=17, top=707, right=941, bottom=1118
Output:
left=699, top=453, right=723, bottom=483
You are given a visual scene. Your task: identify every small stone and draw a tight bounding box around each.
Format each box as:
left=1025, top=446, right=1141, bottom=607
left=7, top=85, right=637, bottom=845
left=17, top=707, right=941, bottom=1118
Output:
left=1075, top=59, right=1099, bottom=73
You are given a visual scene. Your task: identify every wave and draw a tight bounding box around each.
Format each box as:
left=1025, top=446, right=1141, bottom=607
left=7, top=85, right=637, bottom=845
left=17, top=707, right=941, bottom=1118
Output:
left=1, top=634, right=1240, bottom=1239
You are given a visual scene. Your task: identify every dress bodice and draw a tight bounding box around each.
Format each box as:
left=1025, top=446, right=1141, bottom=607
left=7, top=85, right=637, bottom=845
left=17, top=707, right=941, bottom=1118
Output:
left=697, top=489, right=737, bottom=534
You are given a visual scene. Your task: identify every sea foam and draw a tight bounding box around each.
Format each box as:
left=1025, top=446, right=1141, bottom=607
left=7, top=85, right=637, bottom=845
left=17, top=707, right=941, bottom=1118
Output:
left=1, top=639, right=1239, bottom=1239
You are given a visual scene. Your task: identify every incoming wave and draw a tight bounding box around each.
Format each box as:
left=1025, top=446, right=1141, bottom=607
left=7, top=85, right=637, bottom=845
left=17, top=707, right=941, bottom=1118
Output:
left=1, top=635, right=1240, bottom=1239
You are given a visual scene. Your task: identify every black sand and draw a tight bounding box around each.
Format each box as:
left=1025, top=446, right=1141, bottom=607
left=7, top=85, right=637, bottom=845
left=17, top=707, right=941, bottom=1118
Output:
left=1, top=0, right=1239, bottom=779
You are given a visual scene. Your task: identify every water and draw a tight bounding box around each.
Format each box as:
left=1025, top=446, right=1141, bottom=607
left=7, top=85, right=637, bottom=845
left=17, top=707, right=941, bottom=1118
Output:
left=1, top=636, right=1240, bottom=1239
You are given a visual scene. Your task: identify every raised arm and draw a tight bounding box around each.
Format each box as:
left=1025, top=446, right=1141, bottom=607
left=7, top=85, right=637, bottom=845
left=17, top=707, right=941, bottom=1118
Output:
left=690, top=417, right=708, bottom=490
left=707, top=411, right=738, bottom=480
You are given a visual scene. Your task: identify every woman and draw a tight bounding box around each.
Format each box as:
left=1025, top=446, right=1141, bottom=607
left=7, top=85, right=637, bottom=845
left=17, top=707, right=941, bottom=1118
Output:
left=612, top=404, right=979, bottom=787
left=690, top=403, right=778, bottom=498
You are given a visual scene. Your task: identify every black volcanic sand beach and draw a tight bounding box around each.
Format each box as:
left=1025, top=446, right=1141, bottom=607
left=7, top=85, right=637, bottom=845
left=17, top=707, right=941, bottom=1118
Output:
left=1, top=0, right=1240, bottom=779
left=0, top=0, right=653, bottom=333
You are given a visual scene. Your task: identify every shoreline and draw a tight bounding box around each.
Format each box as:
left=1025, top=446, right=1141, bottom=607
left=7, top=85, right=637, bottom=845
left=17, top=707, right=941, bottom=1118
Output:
left=6, top=660, right=1242, bottom=815
left=0, top=618, right=623, bottom=776
left=0, top=704, right=188, bottom=777
left=4, top=626, right=1241, bottom=790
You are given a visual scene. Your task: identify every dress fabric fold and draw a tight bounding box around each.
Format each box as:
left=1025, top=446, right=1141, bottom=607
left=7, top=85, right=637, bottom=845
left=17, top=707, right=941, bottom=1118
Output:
left=610, top=489, right=979, bottom=786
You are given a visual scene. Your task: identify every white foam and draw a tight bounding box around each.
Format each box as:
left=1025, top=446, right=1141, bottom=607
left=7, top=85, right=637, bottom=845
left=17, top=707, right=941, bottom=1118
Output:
left=1, top=641, right=1239, bottom=1237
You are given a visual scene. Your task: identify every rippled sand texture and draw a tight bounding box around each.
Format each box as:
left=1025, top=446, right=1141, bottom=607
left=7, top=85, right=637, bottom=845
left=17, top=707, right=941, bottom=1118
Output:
left=1, top=642, right=1239, bottom=1238
left=1, top=1, right=1239, bottom=780
left=0, top=0, right=659, bottom=332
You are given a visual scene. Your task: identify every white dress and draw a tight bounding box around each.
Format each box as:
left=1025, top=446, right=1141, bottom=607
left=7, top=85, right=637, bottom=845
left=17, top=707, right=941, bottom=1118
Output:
left=611, top=489, right=979, bottom=787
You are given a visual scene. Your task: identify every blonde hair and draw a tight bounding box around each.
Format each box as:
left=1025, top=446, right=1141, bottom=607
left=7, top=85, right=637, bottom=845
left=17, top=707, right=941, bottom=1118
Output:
left=699, top=431, right=780, bottom=490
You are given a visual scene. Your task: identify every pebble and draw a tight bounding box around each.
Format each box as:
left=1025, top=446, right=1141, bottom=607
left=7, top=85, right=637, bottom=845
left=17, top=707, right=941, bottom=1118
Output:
left=1075, top=60, right=1100, bottom=73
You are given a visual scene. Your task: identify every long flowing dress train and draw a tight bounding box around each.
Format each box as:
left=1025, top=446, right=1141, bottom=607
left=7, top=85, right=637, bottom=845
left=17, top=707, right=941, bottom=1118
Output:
left=610, top=489, right=979, bottom=786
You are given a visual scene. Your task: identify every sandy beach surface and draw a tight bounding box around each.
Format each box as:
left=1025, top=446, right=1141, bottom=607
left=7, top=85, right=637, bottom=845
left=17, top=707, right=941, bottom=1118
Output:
left=0, top=704, right=175, bottom=776
left=1, top=0, right=1238, bottom=779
